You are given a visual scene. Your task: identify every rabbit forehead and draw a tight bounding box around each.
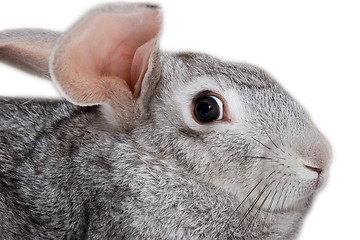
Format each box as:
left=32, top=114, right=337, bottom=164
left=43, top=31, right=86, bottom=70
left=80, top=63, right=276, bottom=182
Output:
left=164, top=52, right=273, bottom=88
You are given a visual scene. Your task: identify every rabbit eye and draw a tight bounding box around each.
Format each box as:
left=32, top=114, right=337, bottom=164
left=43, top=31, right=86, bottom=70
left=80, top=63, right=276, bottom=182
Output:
left=193, top=95, right=224, bottom=123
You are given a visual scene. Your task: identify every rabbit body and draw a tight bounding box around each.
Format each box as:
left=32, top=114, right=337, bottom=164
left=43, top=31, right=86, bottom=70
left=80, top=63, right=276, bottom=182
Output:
left=0, top=3, right=331, bottom=240
left=0, top=100, right=300, bottom=239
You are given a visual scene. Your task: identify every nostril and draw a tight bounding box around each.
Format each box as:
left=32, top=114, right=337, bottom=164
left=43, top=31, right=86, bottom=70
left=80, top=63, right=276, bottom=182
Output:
left=304, top=164, right=326, bottom=189
left=304, top=165, right=323, bottom=175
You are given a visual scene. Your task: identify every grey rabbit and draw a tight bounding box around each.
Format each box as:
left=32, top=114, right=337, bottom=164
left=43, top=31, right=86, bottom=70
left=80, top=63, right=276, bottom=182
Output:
left=0, top=2, right=331, bottom=239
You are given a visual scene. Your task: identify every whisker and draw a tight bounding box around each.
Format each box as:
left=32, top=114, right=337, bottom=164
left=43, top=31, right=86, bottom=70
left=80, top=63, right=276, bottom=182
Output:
left=248, top=180, right=276, bottom=230
left=243, top=156, right=273, bottom=160
left=221, top=179, right=263, bottom=236
left=270, top=118, right=286, bottom=148
left=231, top=182, right=271, bottom=236
left=260, top=121, right=286, bottom=154
left=263, top=174, right=288, bottom=222
left=243, top=156, right=286, bottom=167
left=280, top=181, right=293, bottom=210
left=249, top=170, right=288, bottom=229
left=251, top=137, right=271, bottom=150
left=291, top=184, right=301, bottom=203
left=264, top=189, right=279, bottom=221
left=230, top=171, right=277, bottom=236
left=273, top=179, right=289, bottom=211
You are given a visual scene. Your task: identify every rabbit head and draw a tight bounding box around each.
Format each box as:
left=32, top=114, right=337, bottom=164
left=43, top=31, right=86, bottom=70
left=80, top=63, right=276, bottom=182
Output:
left=134, top=51, right=331, bottom=215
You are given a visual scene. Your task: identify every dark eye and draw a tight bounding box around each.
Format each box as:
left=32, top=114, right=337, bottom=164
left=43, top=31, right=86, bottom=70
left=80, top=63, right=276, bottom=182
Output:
left=193, top=95, right=224, bottom=123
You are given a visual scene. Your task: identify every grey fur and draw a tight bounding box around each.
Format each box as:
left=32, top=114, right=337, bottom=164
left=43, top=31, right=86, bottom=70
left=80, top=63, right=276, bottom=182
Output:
left=0, top=3, right=331, bottom=240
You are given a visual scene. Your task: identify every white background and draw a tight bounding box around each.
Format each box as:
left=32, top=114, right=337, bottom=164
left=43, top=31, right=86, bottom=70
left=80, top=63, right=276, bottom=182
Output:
left=0, top=1, right=359, bottom=239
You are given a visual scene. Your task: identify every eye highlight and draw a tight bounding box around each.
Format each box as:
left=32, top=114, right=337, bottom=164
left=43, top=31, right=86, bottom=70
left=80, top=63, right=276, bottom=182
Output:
left=193, top=95, right=224, bottom=123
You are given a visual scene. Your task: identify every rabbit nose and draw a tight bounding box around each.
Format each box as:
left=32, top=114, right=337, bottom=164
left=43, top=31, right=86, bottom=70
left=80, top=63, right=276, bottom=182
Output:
left=296, top=130, right=332, bottom=174
left=292, top=129, right=331, bottom=189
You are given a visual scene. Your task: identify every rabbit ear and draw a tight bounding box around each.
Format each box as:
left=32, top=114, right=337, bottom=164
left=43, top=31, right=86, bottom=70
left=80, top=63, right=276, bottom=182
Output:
left=0, top=29, right=60, bottom=78
left=50, top=3, right=162, bottom=126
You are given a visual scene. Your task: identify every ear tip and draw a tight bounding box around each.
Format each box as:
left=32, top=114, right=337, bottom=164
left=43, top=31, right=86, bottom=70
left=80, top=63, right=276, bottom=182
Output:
left=144, top=3, right=161, bottom=10
left=94, top=2, right=162, bottom=14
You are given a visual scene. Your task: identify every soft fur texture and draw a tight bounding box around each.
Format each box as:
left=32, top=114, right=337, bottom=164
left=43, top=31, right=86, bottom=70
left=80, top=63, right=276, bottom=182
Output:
left=0, top=3, right=331, bottom=239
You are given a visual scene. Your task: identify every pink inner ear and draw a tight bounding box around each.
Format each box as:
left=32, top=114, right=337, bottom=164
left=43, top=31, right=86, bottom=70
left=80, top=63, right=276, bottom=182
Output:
left=131, top=38, right=157, bottom=97
left=87, top=12, right=160, bottom=94
left=53, top=9, right=161, bottom=105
